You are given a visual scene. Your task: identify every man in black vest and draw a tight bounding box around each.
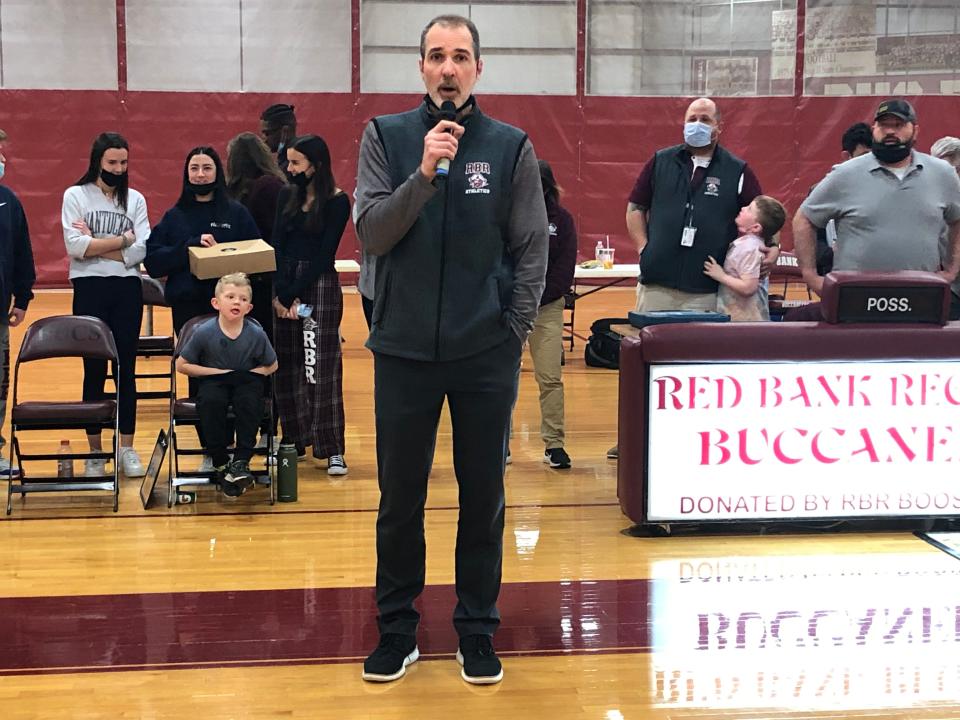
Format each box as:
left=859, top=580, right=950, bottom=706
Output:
left=354, top=14, right=547, bottom=686
left=627, top=97, right=769, bottom=312
left=608, top=97, right=769, bottom=460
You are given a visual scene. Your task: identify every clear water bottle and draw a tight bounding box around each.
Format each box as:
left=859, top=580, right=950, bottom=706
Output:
left=595, top=240, right=604, bottom=263
left=57, top=439, right=74, bottom=478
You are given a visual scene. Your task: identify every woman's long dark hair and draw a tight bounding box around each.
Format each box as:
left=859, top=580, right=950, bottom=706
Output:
left=225, top=132, right=285, bottom=203
left=538, top=159, right=561, bottom=207
left=74, top=132, right=130, bottom=212
left=176, top=146, right=229, bottom=213
left=281, top=135, right=336, bottom=233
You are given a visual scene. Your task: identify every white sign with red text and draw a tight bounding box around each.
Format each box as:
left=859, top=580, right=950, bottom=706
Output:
left=647, top=361, right=960, bottom=521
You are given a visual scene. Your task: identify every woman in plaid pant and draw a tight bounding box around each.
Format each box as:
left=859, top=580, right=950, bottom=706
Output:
left=271, top=135, right=350, bottom=476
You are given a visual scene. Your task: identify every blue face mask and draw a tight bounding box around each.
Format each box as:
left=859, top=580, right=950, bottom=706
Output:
left=0, top=163, right=5, bottom=180
left=683, top=121, right=714, bottom=148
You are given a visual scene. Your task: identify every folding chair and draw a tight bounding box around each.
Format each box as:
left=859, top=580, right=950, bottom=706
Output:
left=6, top=315, right=120, bottom=514
left=167, top=314, right=276, bottom=507
left=562, top=291, right=576, bottom=352
left=135, top=275, right=175, bottom=400
left=768, top=251, right=813, bottom=320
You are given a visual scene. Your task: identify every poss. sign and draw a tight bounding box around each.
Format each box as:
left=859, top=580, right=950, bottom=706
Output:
left=646, top=361, right=960, bottom=522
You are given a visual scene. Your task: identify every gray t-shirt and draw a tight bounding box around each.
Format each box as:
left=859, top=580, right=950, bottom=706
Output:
left=800, top=151, right=960, bottom=273
left=179, top=317, right=276, bottom=372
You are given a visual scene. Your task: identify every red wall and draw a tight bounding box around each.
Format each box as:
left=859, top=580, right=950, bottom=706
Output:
left=3, top=89, right=958, bottom=287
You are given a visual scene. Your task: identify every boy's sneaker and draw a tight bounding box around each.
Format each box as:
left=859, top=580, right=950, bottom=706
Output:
left=505, top=448, right=512, bottom=465
left=361, top=633, right=419, bottom=682
left=606, top=444, right=619, bottom=460
left=120, top=448, right=145, bottom=477
left=84, top=458, right=108, bottom=477
left=544, top=447, right=572, bottom=469
left=0, top=457, right=19, bottom=477
left=224, top=460, right=254, bottom=492
left=197, top=455, right=215, bottom=474
left=327, top=455, right=348, bottom=476
left=456, top=634, right=503, bottom=685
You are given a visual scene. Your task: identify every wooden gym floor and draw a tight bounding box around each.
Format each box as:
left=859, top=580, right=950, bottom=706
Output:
left=1, top=286, right=959, bottom=719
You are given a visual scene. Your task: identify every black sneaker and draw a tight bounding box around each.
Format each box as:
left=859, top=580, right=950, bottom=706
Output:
left=222, top=460, right=253, bottom=496
left=543, top=447, right=572, bottom=469
left=361, top=633, right=419, bottom=682
left=456, top=634, right=503, bottom=685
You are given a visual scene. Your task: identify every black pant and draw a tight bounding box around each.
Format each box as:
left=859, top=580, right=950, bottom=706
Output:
left=196, top=372, right=263, bottom=466
left=373, top=336, right=521, bottom=638
left=72, top=276, right=143, bottom=436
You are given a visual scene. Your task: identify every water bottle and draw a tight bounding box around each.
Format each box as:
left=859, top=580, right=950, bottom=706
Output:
left=57, top=439, right=74, bottom=478
left=595, top=241, right=603, bottom=263
left=276, top=443, right=299, bottom=502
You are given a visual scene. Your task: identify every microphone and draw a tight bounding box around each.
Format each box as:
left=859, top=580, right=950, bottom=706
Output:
left=435, top=100, right=457, bottom=178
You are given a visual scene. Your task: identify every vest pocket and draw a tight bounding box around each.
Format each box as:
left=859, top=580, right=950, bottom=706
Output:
left=372, top=276, right=391, bottom=329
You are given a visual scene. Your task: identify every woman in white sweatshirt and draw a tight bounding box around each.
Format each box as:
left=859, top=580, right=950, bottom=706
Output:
left=62, top=132, right=151, bottom=478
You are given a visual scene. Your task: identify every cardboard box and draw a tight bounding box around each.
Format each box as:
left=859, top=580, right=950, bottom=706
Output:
left=188, top=239, right=276, bottom=280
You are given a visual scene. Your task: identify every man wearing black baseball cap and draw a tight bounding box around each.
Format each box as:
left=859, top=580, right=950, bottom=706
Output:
left=793, top=97, right=960, bottom=298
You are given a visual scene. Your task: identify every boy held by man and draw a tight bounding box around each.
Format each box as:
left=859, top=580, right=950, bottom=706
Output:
left=703, top=195, right=787, bottom=322
left=175, top=273, right=278, bottom=496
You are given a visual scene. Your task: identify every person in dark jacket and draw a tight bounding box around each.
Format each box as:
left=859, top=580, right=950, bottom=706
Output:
left=528, top=160, right=576, bottom=469
left=0, top=129, right=36, bottom=477
left=145, top=147, right=262, bottom=473
left=355, top=14, right=547, bottom=686
left=145, top=146, right=261, bottom=335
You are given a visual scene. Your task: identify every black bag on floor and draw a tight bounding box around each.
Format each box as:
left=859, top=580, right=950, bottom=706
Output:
left=584, top=317, right=631, bottom=369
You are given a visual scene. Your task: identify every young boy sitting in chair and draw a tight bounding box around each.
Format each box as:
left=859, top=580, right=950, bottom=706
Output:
left=175, top=272, right=278, bottom=496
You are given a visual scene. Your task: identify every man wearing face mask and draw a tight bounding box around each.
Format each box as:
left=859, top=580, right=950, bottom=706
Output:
left=930, top=136, right=960, bottom=318
left=259, top=104, right=297, bottom=173
left=794, top=99, right=960, bottom=298
left=626, top=97, right=767, bottom=314
left=0, top=129, right=36, bottom=478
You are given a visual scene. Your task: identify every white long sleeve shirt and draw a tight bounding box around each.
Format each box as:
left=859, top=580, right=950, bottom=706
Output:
left=62, top=183, right=150, bottom=280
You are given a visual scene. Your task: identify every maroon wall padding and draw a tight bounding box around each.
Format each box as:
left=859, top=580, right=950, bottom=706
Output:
left=616, top=322, right=960, bottom=525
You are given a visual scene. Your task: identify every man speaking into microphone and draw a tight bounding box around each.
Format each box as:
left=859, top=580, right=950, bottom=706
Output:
left=355, top=14, right=547, bottom=685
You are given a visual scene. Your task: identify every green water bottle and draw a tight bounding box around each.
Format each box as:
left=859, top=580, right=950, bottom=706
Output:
left=277, top=443, right=298, bottom=502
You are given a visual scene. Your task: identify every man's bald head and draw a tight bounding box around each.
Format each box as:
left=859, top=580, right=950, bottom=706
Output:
left=684, top=97, right=720, bottom=125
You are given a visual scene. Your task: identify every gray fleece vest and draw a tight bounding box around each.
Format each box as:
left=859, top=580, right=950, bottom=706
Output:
left=368, top=103, right=527, bottom=361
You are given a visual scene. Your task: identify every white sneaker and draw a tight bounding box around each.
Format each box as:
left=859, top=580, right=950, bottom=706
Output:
left=197, top=455, right=215, bottom=473
left=84, top=458, right=108, bottom=477
left=327, top=455, right=348, bottom=476
left=255, top=434, right=279, bottom=451
left=120, top=447, right=145, bottom=477
left=0, top=456, right=19, bottom=477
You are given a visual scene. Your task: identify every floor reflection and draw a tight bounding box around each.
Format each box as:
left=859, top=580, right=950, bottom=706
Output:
left=650, top=549, right=960, bottom=710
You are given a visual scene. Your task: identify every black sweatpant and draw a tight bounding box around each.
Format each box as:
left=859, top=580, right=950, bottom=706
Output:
left=373, top=335, right=521, bottom=638
left=72, top=275, right=143, bottom=436
left=196, top=372, right=263, bottom=467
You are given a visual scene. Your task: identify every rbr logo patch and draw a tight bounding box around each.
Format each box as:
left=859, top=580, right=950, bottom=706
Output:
left=464, top=161, right=491, bottom=195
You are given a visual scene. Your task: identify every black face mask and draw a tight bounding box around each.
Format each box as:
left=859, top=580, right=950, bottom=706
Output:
left=188, top=181, right=217, bottom=196
left=872, top=137, right=913, bottom=164
left=286, top=171, right=311, bottom=188
left=100, top=169, right=126, bottom=187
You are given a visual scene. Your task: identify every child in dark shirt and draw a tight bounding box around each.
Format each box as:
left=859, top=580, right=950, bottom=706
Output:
left=176, top=272, right=278, bottom=496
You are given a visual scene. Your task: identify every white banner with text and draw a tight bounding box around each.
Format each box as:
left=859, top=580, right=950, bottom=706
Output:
left=647, top=361, right=960, bottom=521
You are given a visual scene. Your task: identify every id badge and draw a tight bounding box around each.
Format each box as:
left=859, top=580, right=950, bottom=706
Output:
left=681, top=226, right=697, bottom=247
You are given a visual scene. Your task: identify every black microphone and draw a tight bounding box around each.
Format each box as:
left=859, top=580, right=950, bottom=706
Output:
left=435, top=100, right=457, bottom=178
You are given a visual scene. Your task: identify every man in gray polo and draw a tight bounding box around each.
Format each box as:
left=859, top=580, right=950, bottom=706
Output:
left=794, top=99, right=960, bottom=297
